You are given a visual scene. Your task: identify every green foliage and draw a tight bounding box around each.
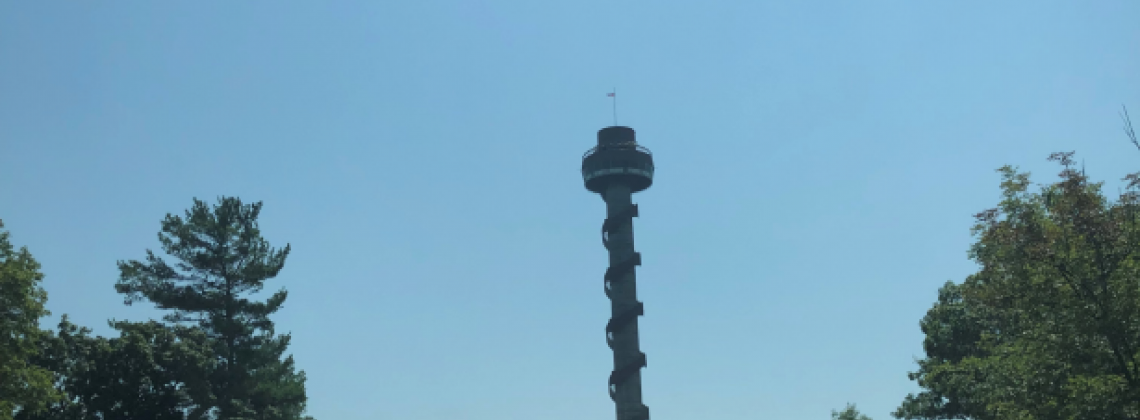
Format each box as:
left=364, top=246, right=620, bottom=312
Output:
left=0, top=220, right=60, bottom=419
left=16, top=317, right=216, bottom=420
left=115, top=197, right=311, bottom=420
left=895, top=153, right=1140, bottom=420
left=834, top=404, right=873, bottom=420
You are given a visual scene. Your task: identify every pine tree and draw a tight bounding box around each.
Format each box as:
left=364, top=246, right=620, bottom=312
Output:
left=0, top=220, right=59, bottom=419
left=116, top=197, right=312, bottom=420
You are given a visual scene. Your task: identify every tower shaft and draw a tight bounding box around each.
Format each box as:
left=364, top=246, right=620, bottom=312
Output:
left=583, top=125, right=654, bottom=420
left=602, top=184, right=649, bottom=420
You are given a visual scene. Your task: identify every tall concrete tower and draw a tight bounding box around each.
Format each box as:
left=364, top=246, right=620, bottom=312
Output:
left=582, top=126, right=654, bottom=420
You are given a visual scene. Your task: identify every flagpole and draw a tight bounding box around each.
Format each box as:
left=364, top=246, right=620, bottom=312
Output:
left=612, top=87, right=617, bottom=125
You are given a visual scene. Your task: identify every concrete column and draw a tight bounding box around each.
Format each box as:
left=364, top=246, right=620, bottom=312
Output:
left=603, top=183, right=647, bottom=420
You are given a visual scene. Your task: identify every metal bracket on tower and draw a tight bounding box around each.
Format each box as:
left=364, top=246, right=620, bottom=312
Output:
left=604, top=253, right=641, bottom=298
left=608, top=352, right=647, bottom=400
left=601, top=204, right=638, bottom=249
left=606, top=302, right=645, bottom=349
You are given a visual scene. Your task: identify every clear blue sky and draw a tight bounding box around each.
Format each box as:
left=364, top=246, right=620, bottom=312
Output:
left=2, top=1, right=1139, bottom=419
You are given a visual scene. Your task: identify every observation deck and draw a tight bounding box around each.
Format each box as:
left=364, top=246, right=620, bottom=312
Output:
left=582, top=126, right=655, bottom=194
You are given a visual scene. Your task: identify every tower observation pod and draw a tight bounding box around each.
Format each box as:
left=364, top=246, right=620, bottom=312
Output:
left=582, top=126, right=654, bottom=420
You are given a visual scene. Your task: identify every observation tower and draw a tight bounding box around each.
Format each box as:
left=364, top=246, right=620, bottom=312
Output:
left=582, top=126, right=654, bottom=420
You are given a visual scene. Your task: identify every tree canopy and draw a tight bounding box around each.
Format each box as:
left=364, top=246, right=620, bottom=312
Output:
left=0, top=220, right=59, bottom=420
left=834, top=404, right=874, bottom=420
left=115, top=197, right=311, bottom=420
left=895, top=153, right=1140, bottom=419
left=17, top=317, right=215, bottom=420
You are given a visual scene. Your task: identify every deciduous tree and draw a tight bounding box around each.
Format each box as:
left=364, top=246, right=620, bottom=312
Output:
left=833, top=404, right=873, bottom=420
left=16, top=317, right=215, bottom=420
left=895, top=153, right=1140, bottom=419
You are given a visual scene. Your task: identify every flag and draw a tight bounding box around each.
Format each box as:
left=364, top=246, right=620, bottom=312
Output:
left=607, top=92, right=615, bottom=97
